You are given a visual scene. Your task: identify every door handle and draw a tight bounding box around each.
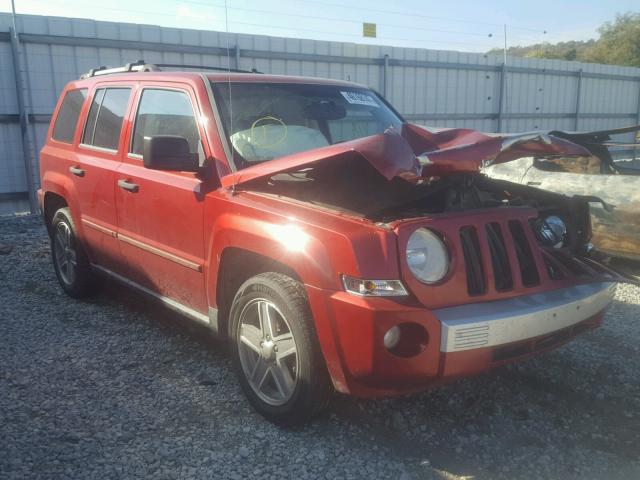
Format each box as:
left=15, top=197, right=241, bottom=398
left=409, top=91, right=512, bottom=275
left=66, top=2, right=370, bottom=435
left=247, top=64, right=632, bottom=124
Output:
left=69, top=166, right=85, bottom=177
left=118, top=179, right=139, bottom=193
left=527, top=181, right=542, bottom=186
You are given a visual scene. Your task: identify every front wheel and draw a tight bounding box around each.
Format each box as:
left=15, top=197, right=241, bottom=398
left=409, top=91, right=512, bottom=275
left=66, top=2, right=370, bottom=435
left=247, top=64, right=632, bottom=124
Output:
left=229, top=272, right=332, bottom=425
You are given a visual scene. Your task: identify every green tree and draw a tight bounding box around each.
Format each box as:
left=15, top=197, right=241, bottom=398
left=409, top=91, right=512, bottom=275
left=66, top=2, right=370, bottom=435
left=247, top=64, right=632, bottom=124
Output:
left=488, top=12, right=640, bottom=67
left=583, top=13, right=640, bottom=67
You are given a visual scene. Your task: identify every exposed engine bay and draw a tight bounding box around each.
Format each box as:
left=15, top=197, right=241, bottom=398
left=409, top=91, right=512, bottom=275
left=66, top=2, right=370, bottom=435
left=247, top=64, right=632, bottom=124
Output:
left=227, top=123, right=601, bottom=244
left=253, top=154, right=592, bottom=254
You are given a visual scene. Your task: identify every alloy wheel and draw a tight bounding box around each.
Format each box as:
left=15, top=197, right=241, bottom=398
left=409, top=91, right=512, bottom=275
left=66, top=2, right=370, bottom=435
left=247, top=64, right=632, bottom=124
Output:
left=237, top=298, right=299, bottom=406
left=54, top=221, right=77, bottom=285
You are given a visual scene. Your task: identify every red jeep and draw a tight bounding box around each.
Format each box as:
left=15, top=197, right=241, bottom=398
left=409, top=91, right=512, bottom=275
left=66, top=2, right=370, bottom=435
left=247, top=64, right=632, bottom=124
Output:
left=39, top=62, right=631, bottom=424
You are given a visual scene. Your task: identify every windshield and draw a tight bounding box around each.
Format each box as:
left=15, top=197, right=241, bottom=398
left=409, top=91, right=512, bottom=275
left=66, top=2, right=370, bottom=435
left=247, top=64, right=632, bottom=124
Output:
left=211, top=82, right=403, bottom=170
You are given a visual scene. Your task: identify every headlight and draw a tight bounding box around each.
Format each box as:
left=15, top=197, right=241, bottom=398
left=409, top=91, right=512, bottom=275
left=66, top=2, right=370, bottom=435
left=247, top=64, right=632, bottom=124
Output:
left=535, top=215, right=566, bottom=248
left=406, top=228, right=449, bottom=284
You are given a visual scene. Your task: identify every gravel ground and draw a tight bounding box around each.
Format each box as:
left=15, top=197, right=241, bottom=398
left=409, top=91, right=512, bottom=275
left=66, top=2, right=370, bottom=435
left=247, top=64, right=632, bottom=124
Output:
left=1, top=214, right=639, bottom=480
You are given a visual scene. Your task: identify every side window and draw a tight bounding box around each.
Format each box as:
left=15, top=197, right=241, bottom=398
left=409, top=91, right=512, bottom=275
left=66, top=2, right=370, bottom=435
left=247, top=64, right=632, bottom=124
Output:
left=82, top=89, right=105, bottom=146
left=52, top=89, right=87, bottom=143
left=82, top=87, right=131, bottom=151
left=131, top=89, right=201, bottom=156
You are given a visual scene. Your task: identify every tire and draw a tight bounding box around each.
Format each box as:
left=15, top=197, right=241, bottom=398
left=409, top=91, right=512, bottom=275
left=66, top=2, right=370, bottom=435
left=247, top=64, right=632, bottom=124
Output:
left=228, top=272, right=333, bottom=425
left=50, top=207, right=99, bottom=298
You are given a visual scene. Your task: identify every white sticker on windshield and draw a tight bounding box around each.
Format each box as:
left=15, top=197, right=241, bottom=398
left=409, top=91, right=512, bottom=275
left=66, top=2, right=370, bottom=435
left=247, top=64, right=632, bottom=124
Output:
left=340, top=91, right=379, bottom=107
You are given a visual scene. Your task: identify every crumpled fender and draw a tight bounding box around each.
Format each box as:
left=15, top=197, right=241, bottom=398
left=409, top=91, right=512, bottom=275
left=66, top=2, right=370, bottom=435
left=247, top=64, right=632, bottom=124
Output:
left=402, top=123, right=592, bottom=176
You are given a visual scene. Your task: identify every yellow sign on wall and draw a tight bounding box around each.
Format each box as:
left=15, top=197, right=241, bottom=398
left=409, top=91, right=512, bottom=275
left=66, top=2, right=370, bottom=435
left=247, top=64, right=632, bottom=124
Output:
left=363, top=23, right=377, bottom=38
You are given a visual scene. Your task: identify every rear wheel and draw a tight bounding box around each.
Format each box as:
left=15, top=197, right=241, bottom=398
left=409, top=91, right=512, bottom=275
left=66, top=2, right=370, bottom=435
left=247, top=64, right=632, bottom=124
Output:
left=50, top=207, right=99, bottom=298
left=229, top=272, right=332, bottom=425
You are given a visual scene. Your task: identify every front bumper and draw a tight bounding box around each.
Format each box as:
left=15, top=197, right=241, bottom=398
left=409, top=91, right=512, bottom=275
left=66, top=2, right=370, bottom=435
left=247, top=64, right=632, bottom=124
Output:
left=307, top=282, right=615, bottom=397
left=437, top=282, right=616, bottom=353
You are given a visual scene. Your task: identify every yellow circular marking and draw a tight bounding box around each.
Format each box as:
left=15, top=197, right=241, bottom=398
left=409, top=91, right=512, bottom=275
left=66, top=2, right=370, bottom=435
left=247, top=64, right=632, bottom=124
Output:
left=250, top=116, right=288, bottom=149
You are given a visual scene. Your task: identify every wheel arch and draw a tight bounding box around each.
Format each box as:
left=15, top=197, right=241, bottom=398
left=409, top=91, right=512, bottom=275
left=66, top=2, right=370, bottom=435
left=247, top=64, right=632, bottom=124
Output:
left=203, top=211, right=371, bottom=394
left=215, top=246, right=304, bottom=338
left=43, top=191, right=69, bottom=236
left=40, top=170, right=80, bottom=236
left=205, top=213, right=352, bottom=320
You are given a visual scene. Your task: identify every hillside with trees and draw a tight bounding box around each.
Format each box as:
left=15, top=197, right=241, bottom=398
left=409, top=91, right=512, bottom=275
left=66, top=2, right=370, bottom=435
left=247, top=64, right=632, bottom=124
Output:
left=489, top=12, right=640, bottom=67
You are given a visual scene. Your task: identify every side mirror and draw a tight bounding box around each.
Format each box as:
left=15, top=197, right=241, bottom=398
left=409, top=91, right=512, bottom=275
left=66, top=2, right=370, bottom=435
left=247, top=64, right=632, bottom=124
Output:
left=143, top=135, right=199, bottom=172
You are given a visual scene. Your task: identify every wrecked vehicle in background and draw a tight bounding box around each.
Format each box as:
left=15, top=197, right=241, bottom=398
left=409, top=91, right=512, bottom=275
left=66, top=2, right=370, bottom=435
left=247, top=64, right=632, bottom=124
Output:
left=485, top=126, right=640, bottom=261
left=39, top=67, right=637, bottom=425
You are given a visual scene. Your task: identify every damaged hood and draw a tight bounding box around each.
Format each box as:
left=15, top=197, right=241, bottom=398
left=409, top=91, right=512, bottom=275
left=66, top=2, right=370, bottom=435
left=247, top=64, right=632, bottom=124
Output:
left=220, top=123, right=592, bottom=188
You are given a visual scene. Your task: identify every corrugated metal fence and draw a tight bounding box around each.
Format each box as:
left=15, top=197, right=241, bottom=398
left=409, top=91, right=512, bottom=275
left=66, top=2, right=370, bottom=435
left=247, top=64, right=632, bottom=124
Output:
left=2, top=13, right=640, bottom=213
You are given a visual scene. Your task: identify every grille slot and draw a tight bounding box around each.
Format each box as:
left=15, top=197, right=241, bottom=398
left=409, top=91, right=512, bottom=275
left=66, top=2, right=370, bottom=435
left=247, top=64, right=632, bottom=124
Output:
left=536, top=328, right=573, bottom=350
left=492, top=320, right=597, bottom=363
left=508, top=220, right=540, bottom=287
left=542, top=252, right=567, bottom=280
left=485, top=222, right=513, bottom=291
left=542, top=249, right=616, bottom=282
left=546, top=250, right=589, bottom=277
left=460, top=226, right=486, bottom=295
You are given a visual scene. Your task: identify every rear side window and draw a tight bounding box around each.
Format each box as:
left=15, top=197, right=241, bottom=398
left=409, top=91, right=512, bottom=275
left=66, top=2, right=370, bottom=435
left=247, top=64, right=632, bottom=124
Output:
left=82, top=87, right=131, bottom=151
left=130, top=89, right=201, bottom=156
left=52, top=89, right=87, bottom=143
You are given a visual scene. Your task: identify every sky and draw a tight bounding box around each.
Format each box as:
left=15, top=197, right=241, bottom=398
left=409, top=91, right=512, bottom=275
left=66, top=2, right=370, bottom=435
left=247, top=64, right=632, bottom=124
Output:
left=1, top=0, right=638, bottom=53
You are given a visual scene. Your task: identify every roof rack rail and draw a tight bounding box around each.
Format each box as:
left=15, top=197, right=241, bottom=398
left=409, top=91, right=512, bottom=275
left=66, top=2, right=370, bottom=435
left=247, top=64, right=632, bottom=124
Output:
left=151, top=63, right=262, bottom=74
left=80, top=60, right=261, bottom=79
left=80, top=60, right=156, bottom=79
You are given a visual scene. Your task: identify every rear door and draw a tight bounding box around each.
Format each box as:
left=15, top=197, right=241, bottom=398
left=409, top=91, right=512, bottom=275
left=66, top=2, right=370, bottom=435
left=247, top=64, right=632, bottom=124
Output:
left=114, top=83, right=208, bottom=314
left=74, top=85, right=133, bottom=274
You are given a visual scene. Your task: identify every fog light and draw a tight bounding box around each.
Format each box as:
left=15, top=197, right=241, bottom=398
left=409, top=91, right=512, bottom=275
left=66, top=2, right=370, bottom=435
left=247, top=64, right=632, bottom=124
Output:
left=383, top=326, right=401, bottom=349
